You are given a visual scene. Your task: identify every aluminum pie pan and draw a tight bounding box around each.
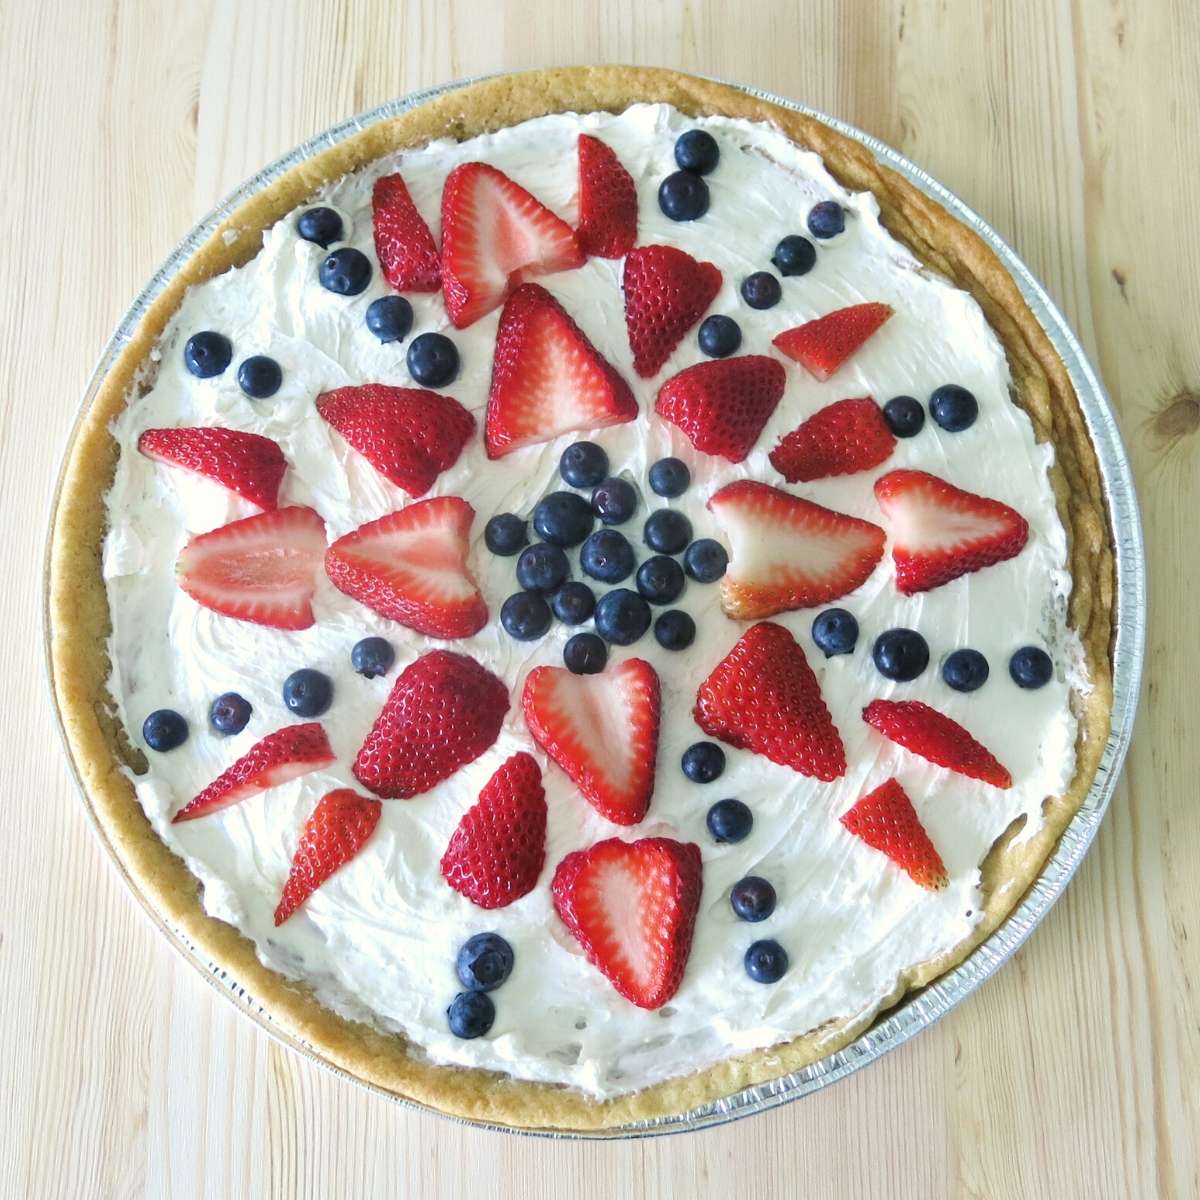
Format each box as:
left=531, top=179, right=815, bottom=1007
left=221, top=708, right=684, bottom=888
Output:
left=43, top=71, right=1145, bottom=1139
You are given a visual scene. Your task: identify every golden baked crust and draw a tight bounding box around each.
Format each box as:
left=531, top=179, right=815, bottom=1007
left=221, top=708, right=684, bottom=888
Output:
left=47, top=66, right=1114, bottom=1132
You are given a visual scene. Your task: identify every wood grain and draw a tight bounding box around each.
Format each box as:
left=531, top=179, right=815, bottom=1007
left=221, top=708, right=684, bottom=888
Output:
left=1, top=0, right=1193, bottom=1195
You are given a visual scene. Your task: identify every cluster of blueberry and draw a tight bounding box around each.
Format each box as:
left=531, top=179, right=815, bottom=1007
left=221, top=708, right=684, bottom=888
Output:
left=657, top=128, right=721, bottom=222
left=881, top=383, right=978, bottom=438
left=183, top=330, right=282, bottom=399
left=447, top=932, right=513, bottom=1039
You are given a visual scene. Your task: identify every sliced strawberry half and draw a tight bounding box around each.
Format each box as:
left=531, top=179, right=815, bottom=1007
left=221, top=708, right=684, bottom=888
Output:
left=522, top=658, right=660, bottom=825
left=373, top=173, right=441, bottom=293
left=576, top=134, right=637, bottom=259
left=874, top=468, right=1030, bottom=594
left=840, top=777, right=947, bottom=891
left=708, top=480, right=885, bottom=619
left=316, top=383, right=474, bottom=498
left=773, top=302, right=893, bottom=381
left=863, top=699, right=1012, bottom=788
left=655, top=355, right=787, bottom=463
left=139, top=426, right=287, bottom=510
left=485, top=283, right=637, bottom=458
left=325, top=497, right=486, bottom=639
left=769, top=396, right=895, bottom=483
left=622, top=245, right=723, bottom=377
left=551, top=836, right=702, bottom=1010
left=173, top=722, right=334, bottom=823
left=274, top=788, right=382, bottom=924
left=353, top=650, right=508, bottom=799
left=694, top=622, right=846, bottom=781
left=177, top=505, right=326, bottom=630
left=440, top=752, right=547, bottom=909
left=440, top=161, right=584, bottom=328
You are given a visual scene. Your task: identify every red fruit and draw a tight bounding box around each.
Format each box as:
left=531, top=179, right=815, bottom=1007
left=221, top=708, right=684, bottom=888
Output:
left=708, top=480, right=885, bottom=619
left=840, top=778, right=948, bottom=891
left=440, top=752, right=547, bottom=909
left=576, top=134, right=637, bottom=259
left=353, top=650, right=508, bottom=799
left=773, top=302, right=894, bottom=381
left=316, top=383, right=474, bottom=499
left=440, top=161, right=584, bottom=328
left=177, top=506, right=326, bottom=630
left=372, top=173, right=441, bottom=292
left=862, top=699, right=1012, bottom=788
left=622, top=245, right=722, bottom=377
left=769, top=396, right=895, bottom=483
left=274, top=788, right=382, bottom=925
left=694, top=622, right=846, bottom=781
left=522, top=658, right=660, bottom=826
left=656, top=356, right=787, bottom=463
left=551, top=836, right=702, bottom=1010
left=138, top=426, right=287, bottom=510
left=485, top=284, right=637, bottom=459
left=173, top=723, right=335, bottom=823
left=873, top=469, right=1030, bottom=594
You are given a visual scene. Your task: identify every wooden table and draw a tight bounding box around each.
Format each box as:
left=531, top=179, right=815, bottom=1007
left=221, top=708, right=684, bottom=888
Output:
left=3, top=1, right=1193, bottom=1195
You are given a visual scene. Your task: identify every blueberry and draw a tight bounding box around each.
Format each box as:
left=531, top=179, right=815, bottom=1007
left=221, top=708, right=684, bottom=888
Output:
left=365, top=295, right=414, bottom=343
left=209, top=692, right=252, bottom=736
left=771, top=234, right=816, bottom=277
left=682, top=741, right=725, bottom=783
left=697, top=314, right=741, bottom=359
left=636, top=555, right=685, bottom=605
left=559, top=441, right=609, bottom=489
left=455, top=932, right=514, bottom=992
left=591, top=477, right=638, bottom=525
left=740, top=271, right=782, bottom=310
left=551, top=581, right=596, bottom=625
left=183, top=331, right=232, bottom=379
left=143, top=709, right=188, bottom=752
left=744, top=939, right=789, bottom=983
left=282, top=668, right=333, bottom=717
left=406, top=332, right=459, bottom=388
left=351, top=636, right=395, bottom=679
left=484, top=513, right=528, bottom=557
left=447, top=990, right=495, bottom=1039
left=872, top=629, right=930, bottom=682
left=501, top=591, right=552, bottom=641
left=649, top=457, right=691, bottom=498
left=811, top=608, right=859, bottom=657
left=516, top=543, right=570, bottom=593
left=706, top=798, right=753, bottom=844
left=1009, top=645, right=1053, bottom=689
left=580, top=529, right=636, bottom=583
left=236, top=355, right=282, bottom=399
left=594, top=588, right=652, bottom=645
left=296, top=206, right=344, bottom=248
left=674, top=129, right=720, bottom=175
left=643, top=509, right=692, bottom=555
left=658, top=171, right=710, bottom=222
left=807, top=200, right=845, bottom=239
left=730, top=876, right=777, bottom=923
left=563, top=632, right=608, bottom=675
left=533, top=491, right=594, bottom=548
left=883, top=394, right=925, bottom=438
left=683, top=539, right=728, bottom=583
left=654, top=610, right=696, bottom=651
left=942, top=648, right=990, bottom=693
left=930, top=384, right=978, bottom=432
left=319, top=247, right=372, bottom=296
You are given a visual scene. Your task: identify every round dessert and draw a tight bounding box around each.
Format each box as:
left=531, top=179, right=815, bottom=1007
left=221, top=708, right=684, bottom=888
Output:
left=47, top=68, right=1114, bottom=1133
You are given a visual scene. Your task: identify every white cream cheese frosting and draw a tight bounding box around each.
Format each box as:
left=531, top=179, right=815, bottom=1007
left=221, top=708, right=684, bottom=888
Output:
left=101, top=103, right=1080, bottom=1098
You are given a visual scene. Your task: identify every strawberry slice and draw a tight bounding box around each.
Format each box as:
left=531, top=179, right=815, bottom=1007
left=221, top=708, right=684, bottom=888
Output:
left=274, top=788, right=382, bottom=924
left=138, top=426, right=287, bottom=510
left=325, top=497, right=486, bottom=639
left=863, top=699, right=1012, bottom=788
left=840, top=777, right=947, bottom=891
left=655, top=356, right=787, bottom=463
left=522, top=658, right=660, bottom=825
left=353, top=650, right=508, bottom=799
left=485, top=284, right=638, bottom=458
left=694, top=622, right=846, bottom=781
left=173, top=723, right=334, bottom=823
left=874, top=468, right=1030, bottom=594
left=440, top=752, right=547, bottom=909
left=440, top=161, right=584, bottom=328
left=177, top=506, right=326, bottom=630
left=769, top=396, right=896, bottom=483
left=316, top=383, right=474, bottom=498
left=773, top=302, right=893, bottom=381
left=622, top=245, right=722, bottom=377
left=576, top=134, right=637, bottom=259
left=551, top=836, right=702, bottom=1010
left=708, top=480, right=885, bottom=619
left=372, top=173, right=441, bottom=293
